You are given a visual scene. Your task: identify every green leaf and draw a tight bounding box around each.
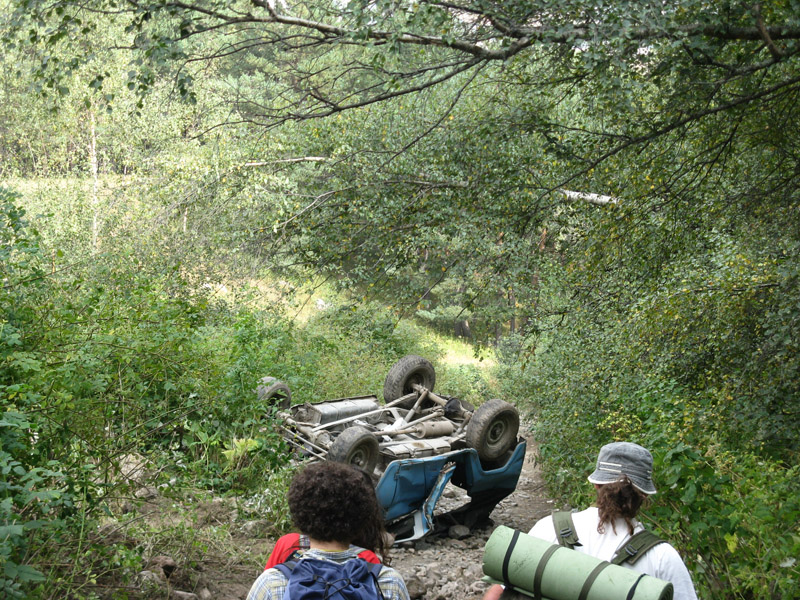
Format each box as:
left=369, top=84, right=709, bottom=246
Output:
left=680, top=482, right=697, bottom=505
left=0, top=524, right=25, bottom=538
left=12, top=564, right=45, bottom=582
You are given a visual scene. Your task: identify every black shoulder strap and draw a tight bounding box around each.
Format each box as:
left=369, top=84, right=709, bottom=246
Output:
left=365, top=560, right=383, bottom=578
left=552, top=511, right=581, bottom=548
left=611, top=530, right=666, bottom=565
left=272, top=558, right=298, bottom=579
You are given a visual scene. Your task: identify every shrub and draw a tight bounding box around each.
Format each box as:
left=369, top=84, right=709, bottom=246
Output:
left=495, top=301, right=800, bottom=598
left=0, top=190, right=68, bottom=597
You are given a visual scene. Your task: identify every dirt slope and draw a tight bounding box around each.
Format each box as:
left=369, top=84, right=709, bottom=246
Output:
left=180, top=437, right=555, bottom=600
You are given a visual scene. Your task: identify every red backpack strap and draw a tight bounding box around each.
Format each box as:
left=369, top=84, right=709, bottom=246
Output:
left=356, top=549, right=381, bottom=564
left=265, top=533, right=307, bottom=569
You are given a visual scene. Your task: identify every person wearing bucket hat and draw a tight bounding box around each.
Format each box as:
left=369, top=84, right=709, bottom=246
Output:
left=538, top=442, right=696, bottom=599
left=482, top=442, right=697, bottom=600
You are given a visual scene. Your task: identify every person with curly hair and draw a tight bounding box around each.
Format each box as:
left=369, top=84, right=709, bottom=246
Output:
left=246, top=461, right=409, bottom=600
left=483, top=442, right=697, bottom=600
left=263, top=466, right=385, bottom=570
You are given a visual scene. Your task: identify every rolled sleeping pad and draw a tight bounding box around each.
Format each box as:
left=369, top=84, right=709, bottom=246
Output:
left=482, top=526, right=673, bottom=600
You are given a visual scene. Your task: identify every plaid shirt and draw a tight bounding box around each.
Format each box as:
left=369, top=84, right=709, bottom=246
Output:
left=246, top=546, right=410, bottom=600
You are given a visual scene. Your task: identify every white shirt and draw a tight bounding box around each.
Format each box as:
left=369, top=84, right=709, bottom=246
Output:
left=528, top=507, right=698, bottom=600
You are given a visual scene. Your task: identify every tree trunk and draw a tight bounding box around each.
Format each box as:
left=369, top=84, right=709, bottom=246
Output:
left=454, top=319, right=472, bottom=339
left=89, top=109, right=99, bottom=254
left=509, top=288, right=516, bottom=334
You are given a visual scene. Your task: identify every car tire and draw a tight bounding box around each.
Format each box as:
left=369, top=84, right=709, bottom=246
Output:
left=465, top=399, right=520, bottom=463
left=383, top=355, right=436, bottom=409
left=256, top=376, right=291, bottom=410
left=328, top=426, right=380, bottom=473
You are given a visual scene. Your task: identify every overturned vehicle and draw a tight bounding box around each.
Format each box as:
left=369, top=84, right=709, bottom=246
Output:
left=261, top=355, right=527, bottom=543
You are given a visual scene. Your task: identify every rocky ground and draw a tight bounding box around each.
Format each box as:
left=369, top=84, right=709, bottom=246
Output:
left=133, top=437, right=559, bottom=600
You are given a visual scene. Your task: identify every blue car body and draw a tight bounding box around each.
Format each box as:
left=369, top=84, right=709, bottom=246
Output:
left=375, top=439, right=527, bottom=543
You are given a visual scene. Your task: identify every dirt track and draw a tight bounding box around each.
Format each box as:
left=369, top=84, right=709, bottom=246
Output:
left=185, top=435, right=556, bottom=600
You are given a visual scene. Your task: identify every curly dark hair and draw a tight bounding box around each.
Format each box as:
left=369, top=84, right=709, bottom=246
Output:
left=595, top=476, right=647, bottom=536
left=288, top=461, right=390, bottom=562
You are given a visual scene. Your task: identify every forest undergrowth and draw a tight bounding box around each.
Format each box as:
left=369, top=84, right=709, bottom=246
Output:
left=1, top=175, right=797, bottom=600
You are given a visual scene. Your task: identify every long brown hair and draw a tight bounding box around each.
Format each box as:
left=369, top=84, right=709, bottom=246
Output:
left=595, top=476, right=647, bottom=535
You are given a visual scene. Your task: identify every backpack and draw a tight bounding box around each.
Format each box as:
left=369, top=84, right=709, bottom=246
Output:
left=552, top=510, right=666, bottom=565
left=273, top=557, right=385, bottom=600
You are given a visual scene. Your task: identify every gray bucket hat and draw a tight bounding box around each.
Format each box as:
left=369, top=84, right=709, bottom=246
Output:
left=587, top=442, right=657, bottom=495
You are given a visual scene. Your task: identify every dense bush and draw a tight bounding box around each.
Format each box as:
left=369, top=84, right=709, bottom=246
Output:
left=497, top=278, right=800, bottom=598
left=0, top=188, right=299, bottom=596
left=0, top=190, right=67, bottom=597
left=1, top=183, right=506, bottom=597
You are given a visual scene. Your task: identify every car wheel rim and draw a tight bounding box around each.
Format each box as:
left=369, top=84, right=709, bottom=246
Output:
left=404, top=372, right=425, bottom=394
left=351, top=448, right=369, bottom=467
left=487, top=419, right=507, bottom=448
